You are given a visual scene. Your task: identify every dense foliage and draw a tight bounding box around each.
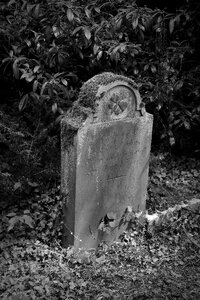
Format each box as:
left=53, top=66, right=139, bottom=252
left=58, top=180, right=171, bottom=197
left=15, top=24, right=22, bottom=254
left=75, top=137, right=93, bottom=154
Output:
left=0, top=2, right=200, bottom=298
left=0, top=0, right=200, bottom=153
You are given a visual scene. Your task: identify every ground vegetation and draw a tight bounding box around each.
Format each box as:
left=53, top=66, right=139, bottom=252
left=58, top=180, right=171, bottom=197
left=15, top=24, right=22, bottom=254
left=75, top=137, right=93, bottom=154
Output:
left=0, top=0, right=200, bottom=299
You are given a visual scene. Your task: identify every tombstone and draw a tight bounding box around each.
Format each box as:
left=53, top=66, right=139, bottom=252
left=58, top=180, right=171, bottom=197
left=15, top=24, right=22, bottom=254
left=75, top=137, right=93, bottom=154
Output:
left=61, top=72, right=153, bottom=250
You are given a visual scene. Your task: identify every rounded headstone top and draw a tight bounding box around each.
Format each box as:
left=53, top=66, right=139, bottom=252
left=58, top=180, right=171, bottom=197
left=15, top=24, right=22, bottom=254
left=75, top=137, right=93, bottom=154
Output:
left=76, top=72, right=139, bottom=109
left=67, top=72, right=145, bottom=128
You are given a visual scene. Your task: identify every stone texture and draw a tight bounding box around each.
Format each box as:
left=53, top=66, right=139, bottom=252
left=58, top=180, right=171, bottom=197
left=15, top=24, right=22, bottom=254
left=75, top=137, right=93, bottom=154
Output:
left=61, top=72, right=153, bottom=250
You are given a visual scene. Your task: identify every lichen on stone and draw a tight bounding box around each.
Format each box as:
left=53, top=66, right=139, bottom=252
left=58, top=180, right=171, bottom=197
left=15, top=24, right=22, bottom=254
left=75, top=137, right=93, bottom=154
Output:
left=75, top=72, right=138, bottom=111
left=63, top=72, right=139, bottom=133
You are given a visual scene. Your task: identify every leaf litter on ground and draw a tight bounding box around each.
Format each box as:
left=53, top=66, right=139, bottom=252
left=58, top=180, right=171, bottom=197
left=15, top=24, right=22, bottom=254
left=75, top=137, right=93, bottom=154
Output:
left=0, top=154, right=200, bottom=299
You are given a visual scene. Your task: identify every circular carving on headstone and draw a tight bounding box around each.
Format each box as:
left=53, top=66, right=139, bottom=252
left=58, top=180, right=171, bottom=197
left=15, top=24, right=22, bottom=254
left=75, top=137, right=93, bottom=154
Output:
left=74, top=72, right=143, bottom=124
left=103, top=86, right=136, bottom=121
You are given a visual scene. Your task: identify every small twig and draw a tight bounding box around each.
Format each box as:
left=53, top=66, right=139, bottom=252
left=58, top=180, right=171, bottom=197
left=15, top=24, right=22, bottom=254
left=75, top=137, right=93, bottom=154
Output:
left=34, top=243, right=70, bottom=273
left=55, top=239, right=63, bottom=250
left=182, top=207, right=200, bottom=215
left=0, top=122, right=25, bottom=137
left=27, top=119, right=41, bottom=162
left=183, top=225, right=200, bottom=250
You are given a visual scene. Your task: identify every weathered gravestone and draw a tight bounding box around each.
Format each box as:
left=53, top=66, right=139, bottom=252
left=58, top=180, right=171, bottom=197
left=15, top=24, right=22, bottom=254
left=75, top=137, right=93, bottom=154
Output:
left=61, top=72, right=153, bottom=250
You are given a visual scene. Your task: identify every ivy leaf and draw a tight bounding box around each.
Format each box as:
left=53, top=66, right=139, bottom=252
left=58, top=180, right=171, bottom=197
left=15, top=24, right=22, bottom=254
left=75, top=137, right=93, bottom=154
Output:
left=132, top=18, right=138, bottom=30
left=33, top=80, right=39, bottom=92
left=94, top=7, right=100, bottom=13
left=84, top=27, right=91, bottom=40
left=13, top=56, right=25, bottom=79
left=151, top=65, right=157, bottom=73
left=174, top=80, right=183, bottom=91
left=13, top=61, right=19, bottom=79
left=34, top=285, right=44, bottom=294
left=69, top=281, right=76, bottom=290
left=169, top=137, right=175, bottom=146
left=14, top=182, right=22, bottom=190
left=52, top=103, right=57, bottom=114
left=169, top=18, right=175, bottom=34
left=23, top=215, right=34, bottom=228
left=97, top=51, right=103, bottom=61
left=93, top=44, right=100, bottom=55
left=107, top=212, right=116, bottom=221
left=8, top=0, right=16, bottom=6
left=98, top=221, right=105, bottom=231
left=183, top=121, right=190, bottom=130
left=61, top=78, right=68, bottom=86
left=7, top=212, right=16, bottom=217
left=67, top=8, right=74, bottom=22
left=27, top=4, right=35, bottom=14
left=72, top=26, right=83, bottom=35
left=28, top=181, right=38, bottom=187
left=33, top=65, right=40, bottom=73
left=96, top=255, right=106, bottom=264
left=40, top=82, right=49, bottom=95
left=78, top=49, right=84, bottom=59
left=85, top=8, right=91, bottom=19
left=19, top=94, right=28, bottom=111
left=8, top=216, right=19, bottom=231
left=34, top=4, right=40, bottom=18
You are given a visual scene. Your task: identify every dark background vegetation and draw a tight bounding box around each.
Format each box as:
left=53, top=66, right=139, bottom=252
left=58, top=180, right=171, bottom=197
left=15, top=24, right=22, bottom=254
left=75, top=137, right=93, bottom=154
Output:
left=0, top=1, right=200, bottom=299
left=0, top=0, right=200, bottom=219
left=0, top=0, right=199, bottom=212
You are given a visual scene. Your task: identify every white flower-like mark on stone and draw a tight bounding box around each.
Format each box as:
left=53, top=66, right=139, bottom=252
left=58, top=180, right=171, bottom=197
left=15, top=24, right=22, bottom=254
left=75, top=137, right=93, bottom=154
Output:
left=107, top=93, right=130, bottom=120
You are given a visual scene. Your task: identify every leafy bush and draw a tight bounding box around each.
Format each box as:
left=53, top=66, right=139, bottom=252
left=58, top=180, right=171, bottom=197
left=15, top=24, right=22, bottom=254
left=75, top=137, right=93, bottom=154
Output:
left=0, top=0, right=200, bottom=153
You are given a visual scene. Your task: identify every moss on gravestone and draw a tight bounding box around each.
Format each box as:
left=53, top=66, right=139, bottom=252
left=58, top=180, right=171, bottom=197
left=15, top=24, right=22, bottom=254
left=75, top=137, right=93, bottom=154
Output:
left=75, top=72, right=138, bottom=110
left=61, top=72, right=139, bottom=145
